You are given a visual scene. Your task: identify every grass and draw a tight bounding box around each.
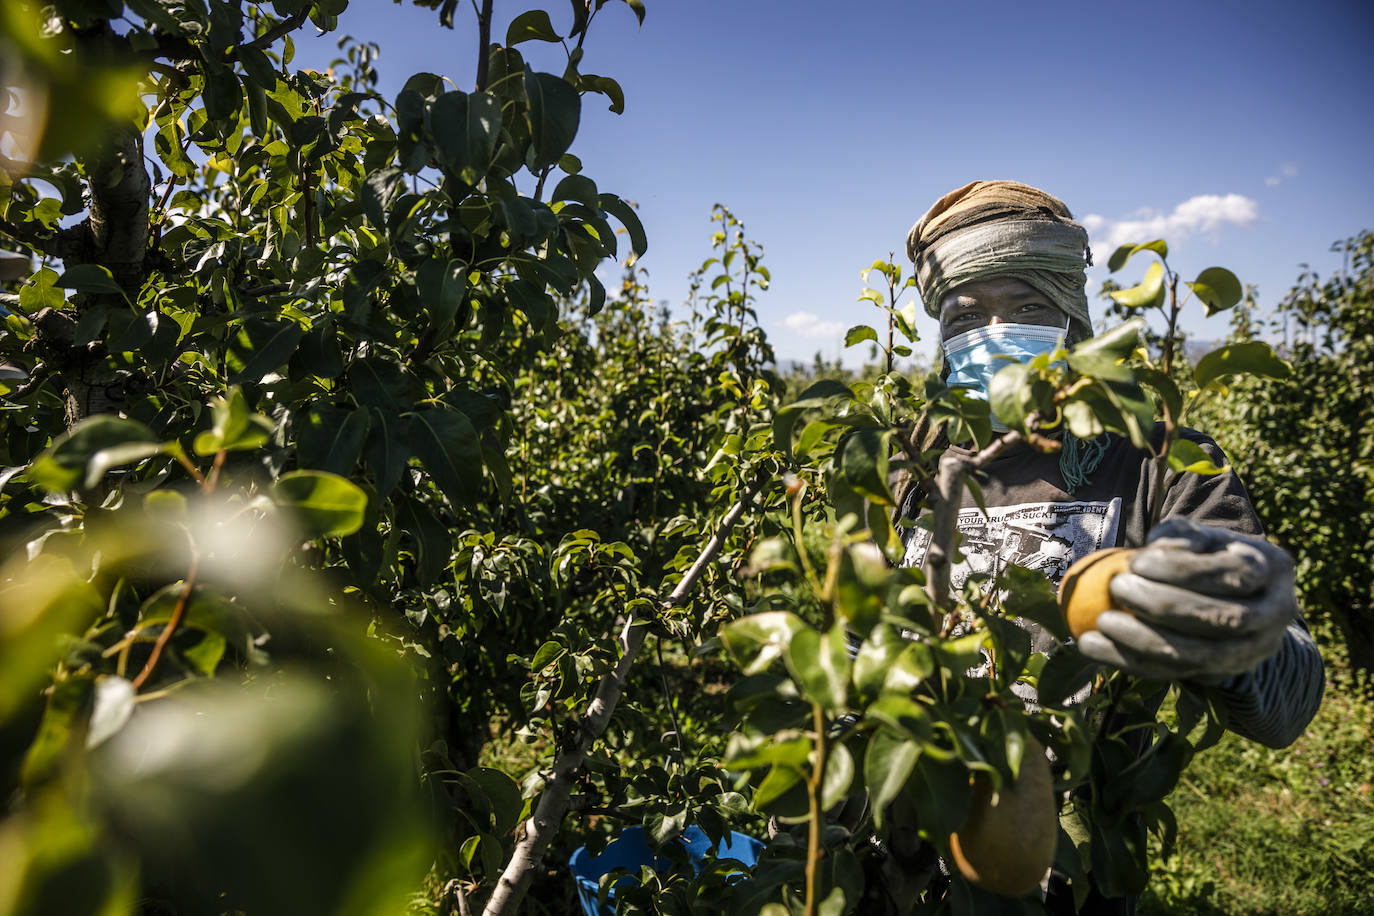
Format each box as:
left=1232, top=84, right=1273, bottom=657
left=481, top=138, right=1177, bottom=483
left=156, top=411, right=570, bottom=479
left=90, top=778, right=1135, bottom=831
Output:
left=1140, top=653, right=1374, bottom=915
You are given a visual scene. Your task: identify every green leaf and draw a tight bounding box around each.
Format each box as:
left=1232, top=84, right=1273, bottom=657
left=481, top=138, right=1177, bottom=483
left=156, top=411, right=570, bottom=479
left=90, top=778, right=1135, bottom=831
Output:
left=1166, top=438, right=1227, bottom=475
left=395, top=494, right=451, bottom=586
left=84, top=440, right=174, bottom=489
left=725, top=732, right=812, bottom=772
left=905, top=756, right=971, bottom=843
left=349, top=357, right=416, bottom=412
left=999, top=564, right=1070, bottom=643
left=597, top=194, right=647, bottom=258
left=579, top=73, right=625, bottom=114
left=272, top=470, right=369, bottom=538
left=840, top=428, right=892, bottom=506
left=17, top=267, right=64, bottom=313
left=296, top=405, right=369, bottom=476
left=784, top=625, right=851, bottom=712
left=524, top=68, right=580, bottom=170
left=721, top=611, right=805, bottom=675
left=506, top=9, right=560, bottom=45
left=55, top=263, right=127, bottom=298
left=431, top=90, right=501, bottom=182
left=408, top=407, right=483, bottom=508
left=194, top=389, right=275, bottom=455
left=820, top=741, right=855, bottom=810
left=834, top=544, right=889, bottom=635
left=1194, top=341, right=1291, bottom=389
left=416, top=258, right=469, bottom=327
left=844, top=324, right=878, bottom=348
left=2, top=556, right=104, bottom=724
left=1108, top=262, right=1166, bottom=310
left=1106, top=240, right=1168, bottom=273
left=1186, top=266, right=1242, bottom=317
left=646, top=804, right=688, bottom=846
left=1101, top=730, right=1193, bottom=814
left=1134, top=366, right=1183, bottom=422
left=864, top=729, right=921, bottom=828
left=227, top=320, right=304, bottom=385
left=1037, top=650, right=1099, bottom=708
left=29, top=416, right=159, bottom=492
left=865, top=695, right=931, bottom=743
left=851, top=624, right=904, bottom=699
left=988, top=362, right=1031, bottom=431
left=1072, top=317, right=1145, bottom=361
left=85, top=676, right=136, bottom=750
left=364, top=408, right=409, bottom=498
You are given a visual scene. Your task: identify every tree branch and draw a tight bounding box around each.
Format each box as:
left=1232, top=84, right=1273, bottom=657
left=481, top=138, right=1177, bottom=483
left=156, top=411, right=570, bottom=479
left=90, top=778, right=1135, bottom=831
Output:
left=481, top=482, right=761, bottom=916
left=923, top=430, right=1027, bottom=620
left=474, top=0, right=493, bottom=92
left=245, top=9, right=311, bottom=50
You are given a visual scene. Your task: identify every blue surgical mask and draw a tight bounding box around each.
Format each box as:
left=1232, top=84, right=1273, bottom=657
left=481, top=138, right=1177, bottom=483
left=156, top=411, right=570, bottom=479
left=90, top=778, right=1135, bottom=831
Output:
left=942, top=321, right=1068, bottom=427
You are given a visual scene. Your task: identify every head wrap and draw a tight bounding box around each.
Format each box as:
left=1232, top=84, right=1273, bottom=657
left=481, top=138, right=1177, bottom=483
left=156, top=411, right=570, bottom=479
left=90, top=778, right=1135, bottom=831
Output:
left=906, top=180, right=1094, bottom=344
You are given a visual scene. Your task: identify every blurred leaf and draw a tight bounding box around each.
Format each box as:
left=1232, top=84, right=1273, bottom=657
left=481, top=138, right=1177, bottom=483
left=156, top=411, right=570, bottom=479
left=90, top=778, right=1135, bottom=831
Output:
left=844, top=324, right=878, bottom=348
left=840, top=428, right=892, bottom=506
left=1166, top=438, right=1227, bottom=475
left=55, top=263, right=127, bottom=298
left=1194, top=341, right=1291, bottom=389
left=865, top=728, right=921, bottom=828
left=0, top=554, right=104, bottom=723
left=721, top=612, right=805, bottom=676
left=999, top=564, right=1070, bottom=642
left=29, top=415, right=159, bottom=492
left=820, top=741, right=855, bottom=810
left=87, top=676, right=136, bottom=750
left=1037, top=650, right=1099, bottom=708
left=1187, top=267, right=1242, bottom=317
left=194, top=389, right=275, bottom=455
left=1108, top=262, right=1166, bottom=310
left=272, top=471, right=369, bottom=538
left=784, top=625, right=850, bottom=712
left=1107, top=240, right=1168, bottom=273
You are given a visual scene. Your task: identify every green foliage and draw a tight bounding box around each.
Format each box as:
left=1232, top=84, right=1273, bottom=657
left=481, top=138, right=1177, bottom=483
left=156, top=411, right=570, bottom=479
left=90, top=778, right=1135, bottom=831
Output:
left=1190, top=231, right=1374, bottom=673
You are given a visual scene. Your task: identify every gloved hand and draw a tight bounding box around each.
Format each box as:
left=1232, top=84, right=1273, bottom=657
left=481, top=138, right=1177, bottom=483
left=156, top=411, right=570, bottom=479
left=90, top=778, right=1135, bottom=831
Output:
left=1075, top=518, right=1298, bottom=682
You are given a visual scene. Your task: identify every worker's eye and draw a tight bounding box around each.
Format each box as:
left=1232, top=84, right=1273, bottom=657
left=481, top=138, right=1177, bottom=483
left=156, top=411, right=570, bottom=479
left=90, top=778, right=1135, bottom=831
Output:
left=1017, top=302, right=1051, bottom=315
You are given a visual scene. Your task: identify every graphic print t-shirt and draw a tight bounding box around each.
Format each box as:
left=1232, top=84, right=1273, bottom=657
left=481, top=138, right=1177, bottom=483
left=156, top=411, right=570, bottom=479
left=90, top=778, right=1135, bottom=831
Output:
left=901, top=498, right=1123, bottom=593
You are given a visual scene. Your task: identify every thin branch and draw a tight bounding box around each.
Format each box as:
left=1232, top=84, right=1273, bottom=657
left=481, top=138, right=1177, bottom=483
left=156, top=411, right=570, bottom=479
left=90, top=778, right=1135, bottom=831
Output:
left=924, top=430, right=1028, bottom=621
left=237, top=283, right=291, bottom=298
left=8, top=364, right=51, bottom=400
left=130, top=550, right=201, bottom=690
left=481, top=482, right=761, bottom=916
left=245, top=9, right=311, bottom=50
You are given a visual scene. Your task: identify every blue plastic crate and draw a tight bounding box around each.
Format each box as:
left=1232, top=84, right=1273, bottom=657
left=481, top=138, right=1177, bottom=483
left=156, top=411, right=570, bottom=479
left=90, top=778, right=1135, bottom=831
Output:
left=567, top=826, right=763, bottom=916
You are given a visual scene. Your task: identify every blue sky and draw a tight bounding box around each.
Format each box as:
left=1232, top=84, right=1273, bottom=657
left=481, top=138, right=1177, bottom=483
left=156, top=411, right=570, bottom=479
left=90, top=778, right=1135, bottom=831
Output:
left=298, top=0, right=1374, bottom=364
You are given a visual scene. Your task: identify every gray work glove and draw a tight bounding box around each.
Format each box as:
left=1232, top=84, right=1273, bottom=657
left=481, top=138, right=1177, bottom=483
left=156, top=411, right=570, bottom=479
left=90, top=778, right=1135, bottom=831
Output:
left=1076, top=518, right=1297, bottom=682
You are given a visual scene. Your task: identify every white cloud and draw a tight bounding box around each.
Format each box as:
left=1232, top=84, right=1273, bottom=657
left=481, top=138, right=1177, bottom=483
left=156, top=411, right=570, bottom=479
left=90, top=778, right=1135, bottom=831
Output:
left=1080, top=193, right=1259, bottom=255
left=783, top=311, right=846, bottom=340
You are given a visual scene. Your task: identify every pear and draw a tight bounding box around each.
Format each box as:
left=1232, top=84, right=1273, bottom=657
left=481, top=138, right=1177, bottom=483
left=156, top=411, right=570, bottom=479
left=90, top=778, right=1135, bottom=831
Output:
left=948, top=735, right=1057, bottom=897
left=1058, top=547, right=1139, bottom=639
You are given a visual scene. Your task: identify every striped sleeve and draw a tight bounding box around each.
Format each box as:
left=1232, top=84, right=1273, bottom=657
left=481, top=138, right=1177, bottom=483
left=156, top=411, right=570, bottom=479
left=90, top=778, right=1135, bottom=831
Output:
left=1216, top=618, right=1325, bottom=748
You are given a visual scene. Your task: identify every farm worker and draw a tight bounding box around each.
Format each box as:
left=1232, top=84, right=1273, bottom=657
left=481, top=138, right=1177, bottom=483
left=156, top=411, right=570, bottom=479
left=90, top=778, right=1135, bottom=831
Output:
left=890, top=180, right=1324, bottom=913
